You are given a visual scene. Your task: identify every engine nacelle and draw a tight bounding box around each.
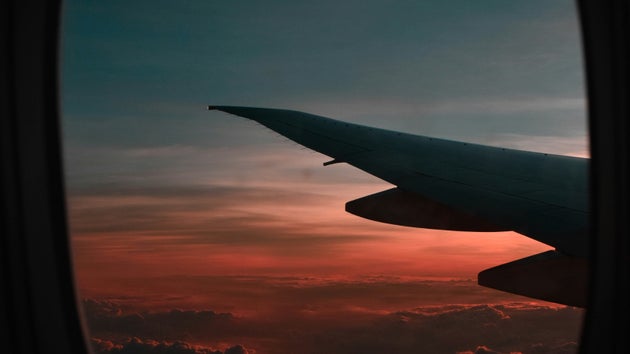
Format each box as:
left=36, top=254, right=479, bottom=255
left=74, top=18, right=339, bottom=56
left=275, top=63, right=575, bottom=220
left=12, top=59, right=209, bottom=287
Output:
left=345, top=187, right=507, bottom=231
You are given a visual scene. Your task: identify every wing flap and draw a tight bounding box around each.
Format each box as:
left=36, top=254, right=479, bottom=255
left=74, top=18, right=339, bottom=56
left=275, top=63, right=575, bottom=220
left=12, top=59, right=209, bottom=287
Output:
left=346, top=187, right=507, bottom=231
left=478, top=251, right=588, bottom=307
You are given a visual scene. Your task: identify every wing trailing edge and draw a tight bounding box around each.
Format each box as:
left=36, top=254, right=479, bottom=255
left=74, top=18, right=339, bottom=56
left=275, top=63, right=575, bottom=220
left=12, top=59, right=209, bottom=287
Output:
left=478, top=251, right=587, bottom=307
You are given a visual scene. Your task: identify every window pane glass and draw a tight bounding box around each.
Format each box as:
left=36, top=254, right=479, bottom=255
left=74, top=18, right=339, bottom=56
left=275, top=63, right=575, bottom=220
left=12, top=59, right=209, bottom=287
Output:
left=62, top=1, right=587, bottom=353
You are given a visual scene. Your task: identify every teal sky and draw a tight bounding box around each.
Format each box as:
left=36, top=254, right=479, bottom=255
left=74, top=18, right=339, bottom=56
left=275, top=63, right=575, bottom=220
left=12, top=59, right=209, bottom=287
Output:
left=62, top=0, right=585, bottom=155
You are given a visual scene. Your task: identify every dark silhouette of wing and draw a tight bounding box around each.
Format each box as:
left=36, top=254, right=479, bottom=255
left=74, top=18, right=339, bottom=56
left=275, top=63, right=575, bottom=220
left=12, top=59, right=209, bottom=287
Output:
left=210, top=105, right=589, bottom=306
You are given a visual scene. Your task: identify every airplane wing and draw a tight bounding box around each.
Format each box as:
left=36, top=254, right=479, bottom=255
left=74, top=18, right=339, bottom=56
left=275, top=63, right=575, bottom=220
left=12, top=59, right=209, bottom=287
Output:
left=209, top=105, right=589, bottom=307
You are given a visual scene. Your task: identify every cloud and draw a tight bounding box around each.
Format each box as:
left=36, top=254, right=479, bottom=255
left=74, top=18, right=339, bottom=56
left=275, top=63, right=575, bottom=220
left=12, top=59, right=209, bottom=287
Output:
left=79, top=277, right=551, bottom=319
left=457, top=341, right=579, bottom=354
left=299, top=304, right=581, bottom=354
left=223, top=346, right=250, bottom=354
left=456, top=345, right=509, bottom=354
left=68, top=183, right=383, bottom=253
left=534, top=341, right=578, bottom=354
left=82, top=299, right=237, bottom=342
left=82, top=293, right=582, bottom=354
left=474, top=346, right=504, bottom=354
left=90, top=337, right=251, bottom=354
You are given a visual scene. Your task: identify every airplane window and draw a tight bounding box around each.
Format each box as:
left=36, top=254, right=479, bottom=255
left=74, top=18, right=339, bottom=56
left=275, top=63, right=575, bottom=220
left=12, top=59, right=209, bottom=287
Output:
left=62, top=1, right=587, bottom=353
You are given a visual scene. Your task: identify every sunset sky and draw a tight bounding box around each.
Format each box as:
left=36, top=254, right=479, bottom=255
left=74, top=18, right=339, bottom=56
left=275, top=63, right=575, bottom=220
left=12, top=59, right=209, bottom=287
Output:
left=62, top=1, right=587, bottom=353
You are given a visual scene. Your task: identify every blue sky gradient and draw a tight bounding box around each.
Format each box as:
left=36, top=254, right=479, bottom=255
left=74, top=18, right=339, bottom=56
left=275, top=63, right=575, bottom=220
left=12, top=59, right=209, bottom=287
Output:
left=62, top=0, right=585, bottom=151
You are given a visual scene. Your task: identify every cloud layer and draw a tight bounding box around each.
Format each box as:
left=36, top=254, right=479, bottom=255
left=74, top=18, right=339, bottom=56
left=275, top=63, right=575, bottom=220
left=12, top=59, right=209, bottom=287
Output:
left=83, top=296, right=582, bottom=354
left=90, top=337, right=250, bottom=354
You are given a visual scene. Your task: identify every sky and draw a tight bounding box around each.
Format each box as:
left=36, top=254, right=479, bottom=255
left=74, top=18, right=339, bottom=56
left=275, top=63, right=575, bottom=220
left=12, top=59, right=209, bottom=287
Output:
left=62, top=1, right=587, bottom=353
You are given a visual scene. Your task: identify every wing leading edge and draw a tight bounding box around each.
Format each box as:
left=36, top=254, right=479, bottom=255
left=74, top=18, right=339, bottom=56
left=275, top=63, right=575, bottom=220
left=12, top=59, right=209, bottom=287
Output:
left=209, top=105, right=589, bottom=306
